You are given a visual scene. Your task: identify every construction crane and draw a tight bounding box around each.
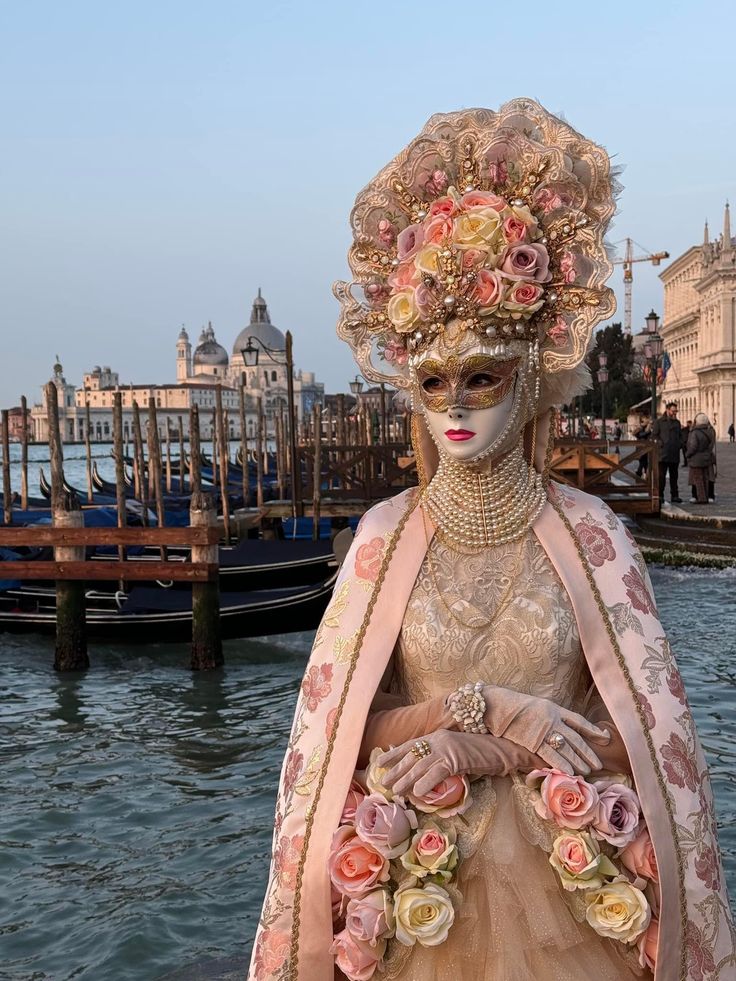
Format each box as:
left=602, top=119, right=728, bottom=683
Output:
left=612, top=238, right=669, bottom=335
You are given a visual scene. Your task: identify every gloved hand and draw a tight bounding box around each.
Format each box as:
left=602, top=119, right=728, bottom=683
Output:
left=481, top=685, right=611, bottom=775
left=376, top=729, right=545, bottom=798
left=357, top=694, right=456, bottom=769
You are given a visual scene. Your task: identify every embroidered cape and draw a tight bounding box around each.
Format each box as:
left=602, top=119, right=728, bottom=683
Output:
left=247, top=484, right=735, bottom=981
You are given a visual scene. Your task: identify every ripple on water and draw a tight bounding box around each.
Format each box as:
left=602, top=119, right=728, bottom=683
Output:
left=0, top=569, right=735, bottom=979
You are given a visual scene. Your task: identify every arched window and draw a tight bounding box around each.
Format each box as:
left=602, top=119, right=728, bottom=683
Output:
left=271, top=370, right=277, bottom=382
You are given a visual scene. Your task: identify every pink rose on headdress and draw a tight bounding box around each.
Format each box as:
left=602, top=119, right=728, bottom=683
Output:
left=423, top=214, right=454, bottom=245
left=407, top=774, right=471, bottom=818
left=498, top=243, right=551, bottom=283
left=342, top=779, right=368, bottom=824
left=396, top=223, right=425, bottom=261
left=425, top=169, right=449, bottom=195
left=527, top=768, right=599, bottom=829
left=546, top=316, right=568, bottom=347
left=461, top=189, right=507, bottom=211
left=504, top=281, right=545, bottom=316
left=382, top=339, right=408, bottom=366
left=388, top=261, right=420, bottom=291
left=620, top=827, right=659, bottom=883
left=429, top=196, right=456, bottom=218
left=472, top=269, right=504, bottom=312
left=377, top=218, right=397, bottom=246
left=534, top=187, right=564, bottom=213
left=460, top=247, right=487, bottom=271
left=591, top=779, right=641, bottom=847
left=364, top=282, right=391, bottom=307
left=329, top=825, right=390, bottom=898
left=502, top=215, right=528, bottom=244
left=560, top=250, right=577, bottom=283
left=354, top=793, right=418, bottom=858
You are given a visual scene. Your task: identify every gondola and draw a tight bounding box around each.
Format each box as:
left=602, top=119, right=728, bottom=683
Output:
left=0, top=573, right=336, bottom=642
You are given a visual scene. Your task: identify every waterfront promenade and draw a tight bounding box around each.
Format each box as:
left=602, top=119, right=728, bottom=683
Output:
left=663, top=440, right=736, bottom=521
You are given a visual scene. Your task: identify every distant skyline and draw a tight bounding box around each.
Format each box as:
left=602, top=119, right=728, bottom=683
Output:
left=1, top=0, right=735, bottom=407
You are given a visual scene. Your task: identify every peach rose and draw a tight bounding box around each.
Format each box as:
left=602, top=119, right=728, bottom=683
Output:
left=396, top=223, right=424, bottom=260
left=429, top=196, right=456, bottom=218
left=637, top=917, right=658, bottom=970
left=502, top=281, right=545, bottom=319
left=329, top=825, right=390, bottom=898
left=342, top=779, right=367, bottom=824
left=472, top=268, right=504, bottom=312
left=407, top=774, right=471, bottom=818
left=620, top=828, right=659, bottom=883
left=460, top=247, right=487, bottom=271
left=549, top=831, right=618, bottom=891
left=330, top=928, right=385, bottom=980
left=507, top=202, right=541, bottom=237
left=345, top=888, right=395, bottom=946
left=454, top=207, right=503, bottom=249
left=461, top=189, right=507, bottom=210
left=585, top=879, right=651, bottom=943
left=527, top=768, right=599, bottom=829
left=332, top=881, right=346, bottom=923
left=498, top=243, right=551, bottom=282
left=592, top=779, right=641, bottom=847
left=502, top=215, right=528, bottom=244
left=388, top=261, right=420, bottom=290
left=387, top=289, right=420, bottom=333
left=354, top=793, right=418, bottom=858
left=400, top=823, right=458, bottom=882
left=423, top=214, right=454, bottom=245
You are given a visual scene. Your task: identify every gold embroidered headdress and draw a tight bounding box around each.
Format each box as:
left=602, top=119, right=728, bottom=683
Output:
left=334, top=98, right=618, bottom=402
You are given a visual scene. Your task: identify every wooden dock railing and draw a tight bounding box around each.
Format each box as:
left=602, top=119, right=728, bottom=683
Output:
left=550, top=439, right=660, bottom=514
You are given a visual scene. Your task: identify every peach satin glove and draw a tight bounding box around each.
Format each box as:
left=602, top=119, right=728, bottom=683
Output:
left=481, top=685, right=611, bottom=776
left=358, top=694, right=455, bottom=769
left=376, top=729, right=545, bottom=798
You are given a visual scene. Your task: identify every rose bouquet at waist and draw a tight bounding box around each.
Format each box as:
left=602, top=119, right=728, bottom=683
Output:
left=525, top=768, right=659, bottom=973
left=329, top=747, right=471, bottom=981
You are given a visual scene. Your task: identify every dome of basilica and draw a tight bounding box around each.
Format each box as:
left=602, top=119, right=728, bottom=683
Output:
left=232, top=289, right=286, bottom=361
left=193, top=323, right=229, bottom=367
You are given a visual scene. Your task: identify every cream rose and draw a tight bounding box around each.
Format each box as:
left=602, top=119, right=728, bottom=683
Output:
left=393, top=882, right=455, bottom=947
left=414, top=244, right=441, bottom=277
left=549, top=831, right=618, bottom=891
left=585, top=879, right=651, bottom=943
left=365, top=746, right=396, bottom=801
left=387, top=289, right=420, bottom=334
left=400, top=823, right=458, bottom=881
left=454, top=207, right=503, bottom=249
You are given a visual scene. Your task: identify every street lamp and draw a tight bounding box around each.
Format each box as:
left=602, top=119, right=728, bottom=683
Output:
left=241, top=330, right=299, bottom=515
left=597, top=352, right=609, bottom=440
left=349, top=376, right=364, bottom=396
left=643, top=310, right=664, bottom=422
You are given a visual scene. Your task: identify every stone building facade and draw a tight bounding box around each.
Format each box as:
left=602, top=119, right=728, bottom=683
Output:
left=660, top=204, right=736, bottom=436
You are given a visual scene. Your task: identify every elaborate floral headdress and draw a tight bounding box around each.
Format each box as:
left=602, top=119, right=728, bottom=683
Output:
left=334, top=99, right=619, bottom=399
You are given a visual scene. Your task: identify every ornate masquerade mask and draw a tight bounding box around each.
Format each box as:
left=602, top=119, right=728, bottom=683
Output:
left=415, top=354, right=520, bottom=413
left=334, top=98, right=619, bottom=404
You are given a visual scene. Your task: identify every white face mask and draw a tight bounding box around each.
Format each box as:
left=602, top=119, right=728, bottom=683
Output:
left=423, top=395, right=517, bottom=463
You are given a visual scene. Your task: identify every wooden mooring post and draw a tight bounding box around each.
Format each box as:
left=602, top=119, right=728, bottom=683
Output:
left=84, top=401, right=93, bottom=503
left=46, top=381, right=89, bottom=671
left=1, top=409, right=11, bottom=526
left=20, top=395, right=29, bottom=511
left=215, top=386, right=230, bottom=544
left=112, top=392, right=127, bottom=572
left=312, top=403, right=322, bottom=541
left=190, top=490, right=223, bottom=670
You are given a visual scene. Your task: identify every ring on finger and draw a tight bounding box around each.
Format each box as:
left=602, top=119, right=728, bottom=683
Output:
left=411, top=739, right=431, bottom=759
left=546, top=731, right=566, bottom=751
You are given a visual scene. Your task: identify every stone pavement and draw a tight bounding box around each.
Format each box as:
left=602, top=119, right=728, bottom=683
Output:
left=660, top=440, right=736, bottom=522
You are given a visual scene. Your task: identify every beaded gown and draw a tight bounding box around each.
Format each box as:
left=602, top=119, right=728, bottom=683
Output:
left=377, top=529, right=650, bottom=981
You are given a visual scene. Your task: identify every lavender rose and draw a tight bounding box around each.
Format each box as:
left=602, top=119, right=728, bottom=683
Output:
left=354, top=793, right=418, bottom=859
left=592, top=779, right=641, bottom=848
left=498, top=243, right=551, bottom=282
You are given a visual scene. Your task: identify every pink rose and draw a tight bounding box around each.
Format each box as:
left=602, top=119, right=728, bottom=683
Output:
left=396, top=223, right=424, bottom=260
left=498, top=243, right=551, bottom=282
left=592, top=779, right=641, bottom=847
left=423, top=214, right=454, bottom=245
left=461, top=189, right=507, bottom=210
left=414, top=282, right=434, bottom=318
left=472, top=268, right=504, bottom=312
left=382, top=339, right=408, bottom=366
left=528, top=768, right=599, bottom=829
left=354, top=793, right=418, bottom=858
left=408, top=774, right=471, bottom=818
left=364, top=282, right=391, bottom=307
left=637, top=917, right=658, bottom=971
left=502, top=215, right=528, bottom=244
left=329, top=825, right=390, bottom=897
left=342, top=779, right=368, bottom=824
left=546, top=316, right=568, bottom=347
left=388, top=261, right=419, bottom=290
left=560, top=250, right=576, bottom=283
left=504, top=281, right=544, bottom=315
left=345, top=889, right=395, bottom=946
left=429, top=196, right=456, bottom=218
left=417, top=828, right=448, bottom=859
left=460, top=247, right=487, bottom=270
left=332, top=881, right=346, bottom=923
left=425, top=169, right=449, bottom=195
left=534, top=187, right=563, bottom=213
left=330, top=927, right=385, bottom=980
left=620, top=827, right=659, bottom=883
left=377, top=218, right=397, bottom=246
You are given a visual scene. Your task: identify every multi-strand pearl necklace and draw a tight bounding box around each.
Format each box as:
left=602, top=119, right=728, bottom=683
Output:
left=423, top=438, right=547, bottom=551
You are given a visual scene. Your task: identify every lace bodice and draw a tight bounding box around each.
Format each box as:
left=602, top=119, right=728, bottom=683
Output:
left=390, top=529, right=590, bottom=711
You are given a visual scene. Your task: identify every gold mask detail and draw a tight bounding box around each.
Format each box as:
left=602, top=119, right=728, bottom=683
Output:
left=415, top=355, right=521, bottom=413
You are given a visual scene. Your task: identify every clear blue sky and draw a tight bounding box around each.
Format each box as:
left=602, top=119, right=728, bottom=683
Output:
left=1, top=0, right=734, bottom=408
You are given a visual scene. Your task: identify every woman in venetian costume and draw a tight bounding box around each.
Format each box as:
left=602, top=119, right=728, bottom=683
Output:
left=248, top=100, right=735, bottom=981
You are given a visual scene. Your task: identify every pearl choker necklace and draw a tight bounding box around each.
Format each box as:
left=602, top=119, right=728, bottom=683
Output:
left=423, top=440, right=547, bottom=550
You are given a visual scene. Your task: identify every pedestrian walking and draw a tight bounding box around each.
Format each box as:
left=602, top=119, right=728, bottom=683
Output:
left=707, top=417, right=717, bottom=502
left=651, top=401, right=683, bottom=503
left=681, top=419, right=692, bottom=467
left=686, top=413, right=715, bottom=504
left=635, top=418, right=650, bottom=477
left=728, top=422, right=734, bottom=443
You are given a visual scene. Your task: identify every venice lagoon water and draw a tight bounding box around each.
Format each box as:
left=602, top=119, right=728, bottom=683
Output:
left=1, top=565, right=736, bottom=978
